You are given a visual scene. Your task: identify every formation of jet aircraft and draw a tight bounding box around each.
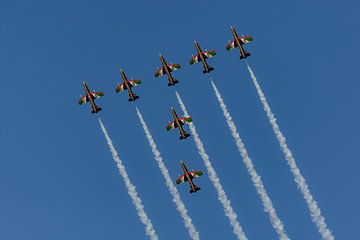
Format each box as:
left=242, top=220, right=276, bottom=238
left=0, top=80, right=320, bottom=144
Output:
left=166, top=107, right=192, bottom=140
left=154, top=54, right=181, bottom=86
left=176, top=161, right=203, bottom=193
left=115, top=69, right=141, bottom=102
left=78, top=26, right=252, bottom=193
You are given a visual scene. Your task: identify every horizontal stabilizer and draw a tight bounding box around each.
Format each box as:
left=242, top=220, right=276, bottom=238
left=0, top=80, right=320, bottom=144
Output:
left=190, top=185, right=201, bottom=193
left=240, top=52, right=251, bottom=60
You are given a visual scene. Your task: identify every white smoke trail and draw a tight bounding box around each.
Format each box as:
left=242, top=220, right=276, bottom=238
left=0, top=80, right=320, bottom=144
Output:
left=135, top=107, right=200, bottom=240
left=175, top=91, right=248, bottom=240
left=98, top=117, right=159, bottom=240
left=246, top=63, right=334, bottom=240
left=210, top=78, right=289, bottom=240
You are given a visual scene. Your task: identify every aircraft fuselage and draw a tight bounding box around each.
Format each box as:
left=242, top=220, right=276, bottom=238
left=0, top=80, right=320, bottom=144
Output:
left=194, top=41, right=213, bottom=74
left=171, top=108, right=189, bottom=140
left=230, top=26, right=249, bottom=59
left=180, top=161, right=200, bottom=193
left=159, top=54, right=177, bottom=86
left=120, top=69, right=138, bottom=101
left=82, top=81, right=100, bottom=113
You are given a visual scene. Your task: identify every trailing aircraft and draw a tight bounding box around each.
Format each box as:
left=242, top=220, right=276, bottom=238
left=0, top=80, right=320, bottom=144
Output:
left=78, top=81, right=104, bottom=114
left=115, top=69, right=141, bottom=102
left=189, top=40, right=216, bottom=73
left=165, top=107, right=192, bottom=140
left=154, top=54, right=181, bottom=86
left=226, top=26, right=253, bottom=59
left=176, top=161, right=203, bottom=194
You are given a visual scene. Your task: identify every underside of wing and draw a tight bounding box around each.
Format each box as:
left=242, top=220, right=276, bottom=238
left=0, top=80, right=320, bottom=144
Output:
left=165, top=121, right=176, bottom=131
left=128, top=79, right=141, bottom=87
left=115, top=83, right=125, bottom=93
left=91, top=92, right=104, bottom=99
left=202, top=50, right=217, bottom=59
left=78, top=95, right=88, bottom=105
left=178, top=117, right=193, bottom=125
left=226, top=40, right=237, bottom=51
left=189, top=54, right=200, bottom=65
left=154, top=67, right=165, bottom=78
left=239, top=36, right=253, bottom=44
left=176, top=174, right=187, bottom=184
left=189, top=170, right=203, bottom=179
left=168, top=63, right=181, bottom=72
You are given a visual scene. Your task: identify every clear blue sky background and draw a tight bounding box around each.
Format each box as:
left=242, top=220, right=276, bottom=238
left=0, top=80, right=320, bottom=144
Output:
left=1, top=1, right=359, bottom=239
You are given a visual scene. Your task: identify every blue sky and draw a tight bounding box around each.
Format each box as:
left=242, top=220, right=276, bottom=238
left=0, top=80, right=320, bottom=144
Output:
left=1, top=0, right=359, bottom=239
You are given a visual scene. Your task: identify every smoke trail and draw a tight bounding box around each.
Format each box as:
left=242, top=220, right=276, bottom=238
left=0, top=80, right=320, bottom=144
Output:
left=246, top=63, right=334, bottom=240
left=175, top=91, right=248, bottom=240
left=210, top=78, right=289, bottom=240
left=98, top=117, right=159, bottom=240
left=135, top=107, right=200, bottom=240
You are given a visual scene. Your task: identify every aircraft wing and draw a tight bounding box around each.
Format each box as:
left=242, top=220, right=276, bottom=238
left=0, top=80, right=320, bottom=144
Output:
left=155, top=64, right=181, bottom=77
left=176, top=170, right=202, bottom=184
left=189, top=51, right=216, bottom=65
left=165, top=121, right=176, bottom=131
left=176, top=175, right=186, bottom=184
left=226, top=40, right=237, bottom=51
left=226, top=36, right=253, bottom=51
left=189, top=54, right=200, bottom=65
left=239, top=36, right=253, bottom=44
left=115, top=83, right=125, bottom=93
left=168, top=63, right=181, bottom=72
left=178, top=117, right=193, bottom=125
left=78, top=95, right=88, bottom=105
left=203, top=50, right=216, bottom=59
left=90, top=91, right=104, bottom=99
left=154, top=67, right=165, bottom=78
left=128, top=80, right=141, bottom=87
left=189, top=170, right=203, bottom=179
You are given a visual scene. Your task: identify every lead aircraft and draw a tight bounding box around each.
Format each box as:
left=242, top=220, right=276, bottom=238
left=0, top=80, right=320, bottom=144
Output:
left=115, top=69, right=141, bottom=102
left=176, top=161, right=203, bottom=193
left=78, top=81, right=104, bottom=113
left=189, top=40, right=216, bottom=73
left=226, top=26, right=253, bottom=59
left=165, top=107, right=192, bottom=140
left=154, top=54, right=181, bottom=86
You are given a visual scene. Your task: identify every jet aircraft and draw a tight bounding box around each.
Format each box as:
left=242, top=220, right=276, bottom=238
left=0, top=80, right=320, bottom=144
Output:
left=78, top=81, right=104, bottom=113
left=165, top=107, right=192, bottom=140
left=154, top=54, right=181, bottom=86
left=189, top=40, right=216, bottom=73
left=115, top=69, right=141, bottom=102
left=176, top=161, right=203, bottom=193
left=226, top=26, right=253, bottom=59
